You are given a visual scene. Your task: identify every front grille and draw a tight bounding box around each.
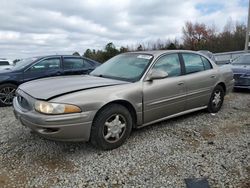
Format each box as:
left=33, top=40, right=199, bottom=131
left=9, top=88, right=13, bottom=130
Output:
left=233, top=73, right=243, bottom=80
left=233, top=73, right=250, bottom=86
left=16, top=89, right=33, bottom=111
left=17, top=95, right=30, bottom=110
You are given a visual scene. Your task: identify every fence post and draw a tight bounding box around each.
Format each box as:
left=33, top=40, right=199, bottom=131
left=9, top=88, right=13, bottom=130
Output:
left=245, top=0, right=250, bottom=52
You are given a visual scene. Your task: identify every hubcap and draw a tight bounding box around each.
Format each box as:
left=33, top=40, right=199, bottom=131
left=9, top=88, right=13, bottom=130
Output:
left=103, top=114, right=126, bottom=143
left=0, top=87, right=16, bottom=105
left=212, top=90, right=221, bottom=108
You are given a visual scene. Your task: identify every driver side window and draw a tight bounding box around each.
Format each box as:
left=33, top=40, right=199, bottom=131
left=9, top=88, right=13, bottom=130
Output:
left=152, top=53, right=181, bottom=77
left=28, top=58, right=60, bottom=72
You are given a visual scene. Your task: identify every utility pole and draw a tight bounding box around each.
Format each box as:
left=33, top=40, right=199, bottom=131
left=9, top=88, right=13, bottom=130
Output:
left=245, top=0, right=250, bottom=52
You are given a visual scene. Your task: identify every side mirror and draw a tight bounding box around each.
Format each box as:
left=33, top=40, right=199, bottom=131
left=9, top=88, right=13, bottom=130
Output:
left=146, top=69, right=168, bottom=81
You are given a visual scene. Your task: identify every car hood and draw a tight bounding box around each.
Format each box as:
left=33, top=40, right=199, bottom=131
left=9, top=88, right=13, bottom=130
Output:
left=0, top=66, right=13, bottom=73
left=19, top=75, right=129, bottom=100
left=231, top=64, right=250, bottom=74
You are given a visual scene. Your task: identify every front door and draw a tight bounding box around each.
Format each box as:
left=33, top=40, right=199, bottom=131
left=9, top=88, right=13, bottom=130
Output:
left=143, top=53, right=186, bottom=124
left=23, top=57, right=62, bottom=82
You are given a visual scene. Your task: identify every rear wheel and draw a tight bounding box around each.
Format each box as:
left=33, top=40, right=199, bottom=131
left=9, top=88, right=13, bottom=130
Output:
left=0, top=84, right=17, bottom=107
left=90, top=104, right=132, bottom=150
left=207, top=85, right=225, bottom=113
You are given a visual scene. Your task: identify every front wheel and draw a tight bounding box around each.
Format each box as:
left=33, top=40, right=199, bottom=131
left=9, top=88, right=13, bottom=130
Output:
left=207, top=85, right=225, bottom=113
left=90, top=104, right=132, bottom=150
left=0, top=84, right=17, bottom=107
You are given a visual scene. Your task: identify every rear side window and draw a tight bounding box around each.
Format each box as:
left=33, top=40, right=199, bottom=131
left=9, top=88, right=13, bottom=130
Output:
left=83, top=59, right=93, bottom=68
left=0, top=61, right=10, bottom=66
left=182, top=53, right=204, bottom=74
left=63, top=58, right=91, bottom=70
left=85, top=59, right=96, bottom=67
left=201, top=56, right=212, bottom=70
left=152, top=53, right=181, bottom=77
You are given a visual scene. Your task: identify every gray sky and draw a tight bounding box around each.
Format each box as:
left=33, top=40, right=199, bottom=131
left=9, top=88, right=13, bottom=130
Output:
left=0, top=0, right=248, bottom=59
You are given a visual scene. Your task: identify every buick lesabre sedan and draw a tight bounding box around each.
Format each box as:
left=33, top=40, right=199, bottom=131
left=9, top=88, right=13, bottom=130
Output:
left=13, top=50, right=234, bottom=150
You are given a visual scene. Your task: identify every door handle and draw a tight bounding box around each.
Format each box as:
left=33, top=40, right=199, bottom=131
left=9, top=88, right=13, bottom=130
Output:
left=56, top=71, right=62, bottom=76
left=210, top=75, right=216, bottom=78
left=178, top=81, right=184, bottom=85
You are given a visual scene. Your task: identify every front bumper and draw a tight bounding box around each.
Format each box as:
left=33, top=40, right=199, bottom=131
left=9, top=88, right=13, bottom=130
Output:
left=234, top=74, right=250, bottom=89
left=234, top=85, right=250, bottom=89
left=13, top=97, right=94, bottom=141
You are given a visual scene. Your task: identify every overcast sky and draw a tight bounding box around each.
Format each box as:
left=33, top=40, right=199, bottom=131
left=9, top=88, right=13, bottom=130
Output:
left=0, top=0, right=248, bottom=59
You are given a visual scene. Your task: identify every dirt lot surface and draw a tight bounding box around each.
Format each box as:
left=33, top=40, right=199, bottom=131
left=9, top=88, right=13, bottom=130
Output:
left=0, top=91, right=249, bottom=188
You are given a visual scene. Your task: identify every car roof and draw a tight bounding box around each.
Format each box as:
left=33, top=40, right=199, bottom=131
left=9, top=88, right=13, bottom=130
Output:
left=32, top=55, right=78, bottom=58
left=0, top=59, right=13, bottom=64
left=126, top=50, right=202, bottom=58
left=26, top=55, right=100, bottom=64
left=0, top=59, right=11, bottom=61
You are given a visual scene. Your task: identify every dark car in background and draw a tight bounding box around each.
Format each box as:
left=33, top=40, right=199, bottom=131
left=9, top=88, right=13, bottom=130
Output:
left=0, top=59, right=14, bottom=70
left=0, top=55, right=100, bottom=106
left=231, top=53, right=250, bottom=89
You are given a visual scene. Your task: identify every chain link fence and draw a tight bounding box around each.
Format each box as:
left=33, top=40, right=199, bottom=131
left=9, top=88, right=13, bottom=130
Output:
left=214, top=50, right=250, bottom=65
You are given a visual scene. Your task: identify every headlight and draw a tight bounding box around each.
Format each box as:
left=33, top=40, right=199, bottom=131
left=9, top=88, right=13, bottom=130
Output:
left=244, top=73, right=250, bottom=78
left=34, top=101, right=81, bottom=115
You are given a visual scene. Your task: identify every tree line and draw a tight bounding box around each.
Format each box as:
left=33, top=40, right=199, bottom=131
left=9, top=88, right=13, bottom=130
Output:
left=72, top=20, right=246, bottom=63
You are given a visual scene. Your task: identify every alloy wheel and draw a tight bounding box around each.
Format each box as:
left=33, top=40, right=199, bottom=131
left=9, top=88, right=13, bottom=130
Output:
left=0, top=87, right=16, bottom=105
left=103, top=114, right=127, bottom=143
left=212, top=90, right=221, bottom=108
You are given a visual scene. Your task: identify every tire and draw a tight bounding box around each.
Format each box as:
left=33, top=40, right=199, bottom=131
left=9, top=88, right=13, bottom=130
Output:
left=90, top=104, right=133, bottom=150
left=207, top=85, right=225, bottom=113
left=0, top=84, right=17, bottom=107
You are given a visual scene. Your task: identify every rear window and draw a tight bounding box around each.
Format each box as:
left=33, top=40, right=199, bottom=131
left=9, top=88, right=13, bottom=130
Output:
left=182, top=53, right=213, bottom=74
left=201, top=56, right=212, bottom=70
left=63, top=58, right=92, bottom=70
left=182, top=53, right=204, bottom=74
left=0, top=61, right=10, bottom=66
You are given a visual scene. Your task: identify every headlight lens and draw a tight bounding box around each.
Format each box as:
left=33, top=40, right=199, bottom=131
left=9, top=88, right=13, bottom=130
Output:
left=244, top=73, right=250, bottom=78
left=34, top=101, right=81, bottom=115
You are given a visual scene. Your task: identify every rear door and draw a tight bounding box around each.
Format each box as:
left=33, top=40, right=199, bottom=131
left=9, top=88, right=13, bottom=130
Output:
left=180, top=53, right=218, bottom=110
left=23, top=57, right=62, bottom=82
left=143, top=53, right=186, bottom=124
left=62, top=57, right=93, bottom=75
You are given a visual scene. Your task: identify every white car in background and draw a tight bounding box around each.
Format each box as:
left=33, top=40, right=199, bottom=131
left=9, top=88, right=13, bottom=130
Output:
left=0, top=59, right=14, bottom=70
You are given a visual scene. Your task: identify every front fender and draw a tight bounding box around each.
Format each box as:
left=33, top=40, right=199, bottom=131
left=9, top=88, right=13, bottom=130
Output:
left=50, top=82, right=143, bottom=125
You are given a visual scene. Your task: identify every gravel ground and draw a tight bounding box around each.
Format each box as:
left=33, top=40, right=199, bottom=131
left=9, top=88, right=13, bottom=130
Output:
left=0, top=91, right=249, bottom=188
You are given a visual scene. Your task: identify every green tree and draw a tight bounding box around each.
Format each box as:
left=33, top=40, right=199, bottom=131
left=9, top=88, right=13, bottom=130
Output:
left=83, top=49, right=92, bottom=58
left=137, top=44, right=143, bottom=51
left=72, top=51, right=80, bottom=56
left=167, top=43, right=177, bottom=50
left=103, top=42, right=119, bottom=61
left=119, top=46, right=128, bottom=53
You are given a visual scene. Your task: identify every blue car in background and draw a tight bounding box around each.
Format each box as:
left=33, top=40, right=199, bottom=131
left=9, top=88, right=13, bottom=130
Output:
left=0, top=55, right=100, bottom=106
left=231, top=53, right=250, bottom=90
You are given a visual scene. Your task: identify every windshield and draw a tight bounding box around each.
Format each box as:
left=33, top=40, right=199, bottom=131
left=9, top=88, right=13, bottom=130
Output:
left=232, top=55, right=250, bottom=65
left=12, top=57, right=39, bottom=70
left=90, top=53, right=153, bottom=82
